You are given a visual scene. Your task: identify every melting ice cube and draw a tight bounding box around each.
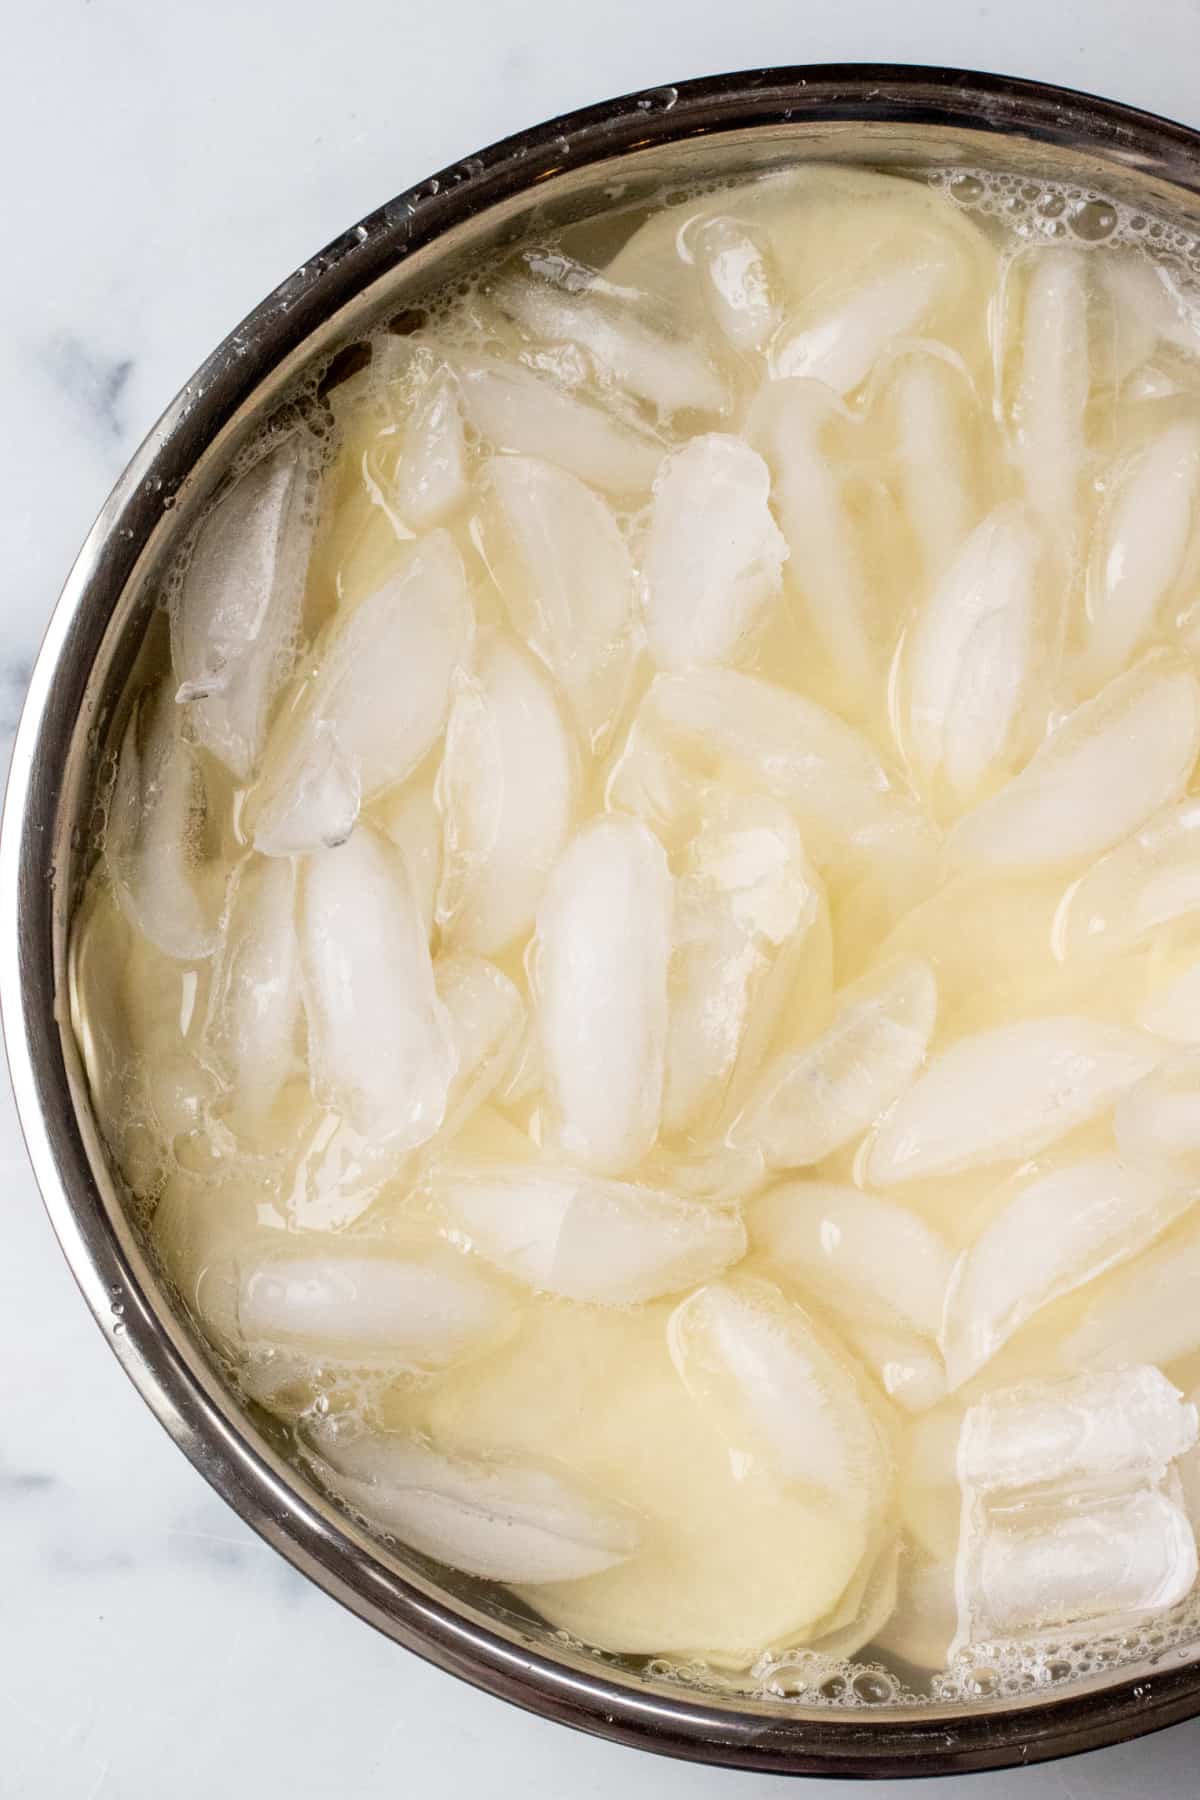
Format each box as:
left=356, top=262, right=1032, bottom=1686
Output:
left=942, top=1157, right=1191, bottom=1389
left=436, top=633, right=576, bottom=955
left=692, top=215, right=780, bottom=354
left=669, top=1274, right=892, bottom=1523
left=738, top=954, right=938, bottom=1168
left=250, top=529, right=473, bottom=856
left=639, top=434, right=787, bottom=671
left=455, top=354, right=662, bottom=494
left=311, top=1428, right=641, bottom=1583
left=393, top=365, right=469, bottom=530
left=480, top=455, right=635, bottom=751
left=203, top=855, right=301, bottom=1120
left=949, top=653, right=1200, bottom=871
left=436, top=1163, right=746, bottom=1304
left=171, top=434, right=318, bottom=779
left=535, top=816, right=672, bottom=1174
left=106, top=686, right=222, bottom=961
left=870, top=1014, right=1158, bottom=1187
left=1055, top=797, right=1200, bottom=959
left=299, top=827, right=457, bottom=1148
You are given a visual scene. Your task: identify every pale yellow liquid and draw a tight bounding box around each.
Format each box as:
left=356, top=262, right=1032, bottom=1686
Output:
left=71, top=161, right=1200, bottom=1702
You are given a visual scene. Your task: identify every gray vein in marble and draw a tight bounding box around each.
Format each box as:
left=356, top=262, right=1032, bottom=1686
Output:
left=39, top=334, right=135, bottom=445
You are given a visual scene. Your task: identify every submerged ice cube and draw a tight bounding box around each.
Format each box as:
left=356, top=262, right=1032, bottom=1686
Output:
left=202, top=855, right=301, bottom=1119
left=753, top=1182, right=954, bottom=1413
left=393, top=364, right=470, bottom=530
left=752, top=379, right=880, bottom=690
left=1054, top=797, right=1200, bottom=959
left=639, top=434, right=787, bottom=670
left=738, top=954, right=937, bottom=1168
left=495, top=269, right=727, bottom=418
left=480, top=455, right=635, bottom=750
left=437, top=633, right=575, bottom=955
left=663, top=794, right=830, bottom=1140
left=869, top=1016, right=1158, bottom=1185
left=1064, top=1217, right=1200, bottom=1371
left=1012, top=248, right=1089, bottom=553
left=691, top=215, right=780, bottom=354
left=949, top=653, right=1200, bottom=871
left=617, top=667, right=913, bottom=872
left=237, top=1242, right=513, bottom=1369
left=251, top=529, right=474, bottom=855
left=887, top=352, right=976, bottom=583
left=752, top=1182, right=955, bottom=1342
left=1140, top=956, right=1200, bottom=1045
left=434, top=953, right=527, bottom=1139
left=456, top=354, right=662, bottom=494
left=1084, top=421, right=1200, bottom=684
left=300, top=827, right=457, bottom=1148
left=436, top=1163, right=745, bottom=1304
left=312, top=1428, right=641, bottom=1583
left=106, top=685, right=221, bottom=961
left=770, top=259, right=946, bottom=394
left=1115, top=1052, right=1200, bottom=1187
left=535, top=816, right=672, bottom=1174
left=669, top=1274, right=892, bottom=1522
left=171, top=434, right=318, bottom=779
left=903, top=504, right=1040, bottom=805
left=942, top=1156, right=1191, bottom=1388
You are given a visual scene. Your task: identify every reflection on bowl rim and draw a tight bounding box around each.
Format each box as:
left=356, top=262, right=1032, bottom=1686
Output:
left=6, top=64, right=1200, bottom=1779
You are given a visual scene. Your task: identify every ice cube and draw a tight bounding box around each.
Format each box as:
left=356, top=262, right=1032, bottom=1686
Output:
left=378, top=761, right=442, bottom=941
left=1084, top=421, right=1200, bottom=684
left=639, top=435, right=787, bottom=672
left=619, top=667, right=912, bottom=872
left=958, top=1369, right=1198, bottom=1496
left=752, top=1181, right=956, bottom=1341
left=803, top=1537, right=901, bottom=1662
left=770, top=259, right=945, bottom=393
left=171, top=434, right=318, bottom=779
left=737, top=955, right=938, bottom=1168
left=887, top=352, right=975, bottom=582
left=455, top=354, right=662, bottom=494
left=311, top=1428, right=641, bottom=1583
left=1140, top=956, right=1200, bottom=1044
left=692, top=215, right=780, bottom=353
left=393, top=365, right=469, bottom=529
left=869, top=1016, right=1158, bottom=1186
left=958, top=1483, right=1197, bottom=1645
left=434, top=954, right=526, bottom=1140
left=1012, top=248, right=1089, bottom=550
left=668, top=1274, right=892, bottom=1522
left=480, top=455, right=635, bottom=751
left=751, top=379, right=879, bottom=689
left=874, top=1547, right=957, bottom=1671
left=202, top=855, right=301, bottom=1119
left=436, top=633, right=575, bottom=955
left=850, top=1324, right=947, bottom=1415
left=250, top=530, right=474, bottom=856
left=663, top=795, right=830, bottom=1139
left=1056, top=798, right=1200, bottom=959
left=106, top=686, right=221, bottom=961
left=237, top=1242, right=513, bottom=1368
left=1116, top=1052, right=1200, bottom=1188
left=435, top=1164, right=746, bottom=1304
left=1064, top=1219, right=1200, bottom=1371
left=949, top=653, right=1200, bottom=871
left=942, top=1157, right=1190, bottom=1389
left=495, top=271, right=727, bottom=417
left=535, top=816, right=672, bottom=1174
left=299, top=826, right=457, bottom=1148
left=1181, top=1393, right=1200, bottom=1531
left=903, top=504, right=1040, bottom=805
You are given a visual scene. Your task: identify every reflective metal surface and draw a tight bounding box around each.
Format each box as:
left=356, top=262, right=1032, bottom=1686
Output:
left=5, top=65, right=1200, bottom=1778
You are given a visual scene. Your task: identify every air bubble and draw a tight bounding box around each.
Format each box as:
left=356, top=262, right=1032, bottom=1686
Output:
left=1071, top=198, right=1118, bottom=241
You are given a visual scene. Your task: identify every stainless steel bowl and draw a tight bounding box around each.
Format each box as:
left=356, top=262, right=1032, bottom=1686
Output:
left=7, top=64, right=1200, bottom=1780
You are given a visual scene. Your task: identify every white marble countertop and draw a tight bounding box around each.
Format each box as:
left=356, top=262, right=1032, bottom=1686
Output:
left=6, top=3, right=1200, bottom=1795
